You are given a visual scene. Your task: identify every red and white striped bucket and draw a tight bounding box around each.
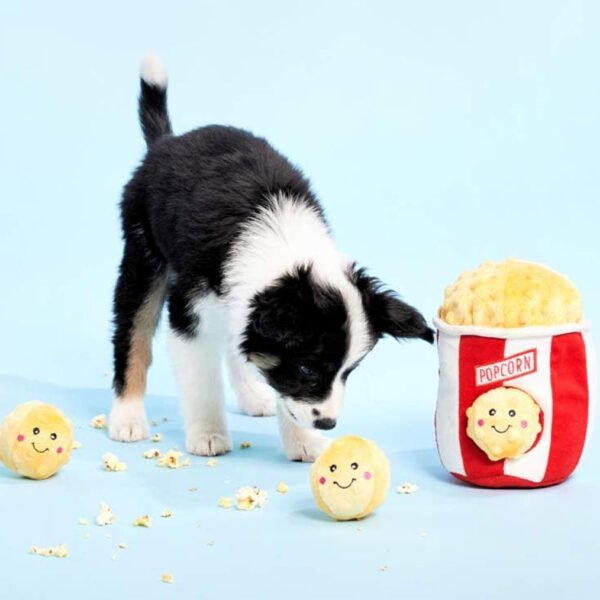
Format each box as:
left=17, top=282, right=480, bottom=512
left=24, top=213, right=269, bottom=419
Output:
left=434, top=317, right=596, bottom=488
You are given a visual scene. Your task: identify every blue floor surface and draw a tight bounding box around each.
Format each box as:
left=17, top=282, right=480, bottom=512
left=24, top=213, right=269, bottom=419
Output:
left=1, top=374, right=598, bottom=600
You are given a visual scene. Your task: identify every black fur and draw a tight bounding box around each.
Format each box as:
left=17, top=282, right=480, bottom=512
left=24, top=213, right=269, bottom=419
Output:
left=111, top=71, right=433, bottom=400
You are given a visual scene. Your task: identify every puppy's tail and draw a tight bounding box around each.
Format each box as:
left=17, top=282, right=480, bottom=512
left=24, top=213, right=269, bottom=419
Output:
left=138, top=53, right=172, bottom=147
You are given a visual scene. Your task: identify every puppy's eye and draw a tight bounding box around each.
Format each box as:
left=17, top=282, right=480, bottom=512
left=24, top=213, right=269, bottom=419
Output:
left=33, top=427, right=40, bottom=435
left=50, top=433, right=57, bottom=441
left=508, top=410, right=516, bottom=417
left=351, top=462, right=358, bottom=470
left=298, top=364, right=318, bottom=379
left=489, top=409, right=496, bottom=416
left=330, top=464, right=337, bottom=473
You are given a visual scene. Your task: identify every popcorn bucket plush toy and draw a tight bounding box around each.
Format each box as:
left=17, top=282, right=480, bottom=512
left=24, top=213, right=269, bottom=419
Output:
left=0, top=401, right=73, bottom=480
left=434, top=259, right=595, bottom=488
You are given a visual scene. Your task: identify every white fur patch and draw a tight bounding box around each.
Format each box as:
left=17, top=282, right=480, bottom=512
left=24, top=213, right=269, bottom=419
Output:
left=140, top=53, right=168, bottom=88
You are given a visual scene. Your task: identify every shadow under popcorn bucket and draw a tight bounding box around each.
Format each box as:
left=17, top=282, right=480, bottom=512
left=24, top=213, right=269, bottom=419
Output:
left=434, top=317, right=596, bottom=488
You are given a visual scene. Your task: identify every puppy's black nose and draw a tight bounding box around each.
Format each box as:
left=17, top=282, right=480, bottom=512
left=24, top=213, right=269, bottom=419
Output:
left=314, top=418, right=336, bottom=430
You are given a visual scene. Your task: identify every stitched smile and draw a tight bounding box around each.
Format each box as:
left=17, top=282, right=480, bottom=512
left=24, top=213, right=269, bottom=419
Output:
left=31, top=442, right=49, bottom=453
left=492, top=425, right=511, bottom=434
left=333, top=478, right=356, bottom=489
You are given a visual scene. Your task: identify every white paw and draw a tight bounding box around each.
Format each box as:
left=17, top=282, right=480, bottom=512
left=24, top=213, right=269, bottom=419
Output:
left=283, top=432, right=330, bottom=463
left=186, top=431, right=232, bottom=456
left=108, top=398, right=149, bottom=442
left=237, top=380, right=277, bottom=417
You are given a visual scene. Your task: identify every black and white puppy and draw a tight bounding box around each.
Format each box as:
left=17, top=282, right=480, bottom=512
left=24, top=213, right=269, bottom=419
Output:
left=109, top=55, right=433, bottom=461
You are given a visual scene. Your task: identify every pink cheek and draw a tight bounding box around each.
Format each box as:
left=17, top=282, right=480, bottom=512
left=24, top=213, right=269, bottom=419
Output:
left=319, top=477, right=326, bottom=485
left=520, top=421, right=528, bottom=429
left=477, top=419, right=485, bottom=427
left=17, top=434, right=25, bottom=442
left=56, top=447, right=63, bottom=454
left=363, top=471, right=372, bottom=480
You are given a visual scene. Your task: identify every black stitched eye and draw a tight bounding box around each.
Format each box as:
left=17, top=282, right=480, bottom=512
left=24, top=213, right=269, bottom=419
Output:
left=508, top=410, right=516, bottom=417
left=330, top=464, right=337, bottom=473
left=50, top=433, right=57, bottom=440
left=489, top=409, right=496, bottom=416
left=298, top=364, right=318, bottom=379
left=351, top=462, right=358, bottom=470
left=33, top=427, right=40, bottom=435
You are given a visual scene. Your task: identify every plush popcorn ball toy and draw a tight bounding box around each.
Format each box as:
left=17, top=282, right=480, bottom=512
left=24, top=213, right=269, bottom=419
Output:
left=311, top=435, right=390, bottom=521
left=435, top=259, right=595, bottom=488
left=0, top=401, right=73, bottom=480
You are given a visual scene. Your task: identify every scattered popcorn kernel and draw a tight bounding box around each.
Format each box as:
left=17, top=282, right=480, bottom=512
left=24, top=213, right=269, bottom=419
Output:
left=103, top=452, right=127, bottom=472
left=111, top=554, right=117, bottom=561
left=162, top=416, right=169, bottom=422
left=157, top=450, right=190, bottom=469
left=30, top=544, right=68, bottom=558
left=240, top=441, right=251, bottom=449
left=218, top=497, right=233, bottom=509
left=118, top=543, right=127, bottom=549
left=133, top=515, right=152, bottom=528
left=206, top=458, right=218, bottom=467
left=276, top=482, right=289, bottom=494
left=235, top=486, right=268, bottom=511
left=397, top=482, right=419, bottom=494
left=72, top=440, right=82, bottom=449
left=91, top=414, right=107, bottom=429
left=78, top=518, right=88, bottom=526
left=96, top=502, right=115, bottom=526
left=160, top=510, right=174, bottom=518
left=152, top=433, right=162, bottom=443
left=161, top=573, right=174, bottom=584
left=380, top=565, right=389, bottom=572
left=150, top=420, right=158, bottom=427
left=207, top=540, right=214, bottom=546
left=188, top=487, right=198, bottom=492
left=143, top=449, right=161, bottom=459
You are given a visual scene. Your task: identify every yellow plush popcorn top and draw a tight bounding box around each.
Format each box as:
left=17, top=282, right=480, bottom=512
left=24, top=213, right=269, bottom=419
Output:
left=438, top=259, right=582, bottom=328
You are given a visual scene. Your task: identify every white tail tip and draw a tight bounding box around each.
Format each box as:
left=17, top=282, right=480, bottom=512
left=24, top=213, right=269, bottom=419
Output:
left=140, top=53, right=168, bottom=88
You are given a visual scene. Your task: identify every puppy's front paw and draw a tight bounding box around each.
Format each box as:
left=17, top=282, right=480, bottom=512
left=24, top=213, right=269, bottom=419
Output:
left=186, top=432, right=232, bottom=456
left=109, top=399, right=149, bottom=442
left=237, top=380, right=277, bottom=417
left=284, top=432, right=330, bottom=463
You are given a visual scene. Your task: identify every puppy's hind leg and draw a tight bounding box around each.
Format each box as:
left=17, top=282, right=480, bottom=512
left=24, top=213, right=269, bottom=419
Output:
left=110, top=230, right=167, bottom=442
left=169, top=291, right=232, bottom=456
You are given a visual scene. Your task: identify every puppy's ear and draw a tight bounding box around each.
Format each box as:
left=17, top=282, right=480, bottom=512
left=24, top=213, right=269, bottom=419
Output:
left=352, top=267, right=434, bottom=343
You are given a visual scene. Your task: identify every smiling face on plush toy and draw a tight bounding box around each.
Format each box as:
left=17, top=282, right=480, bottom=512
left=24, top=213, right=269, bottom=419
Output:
left=310, top=435, right=390, bottom=521
left=0, top=402, right=73, bottom=479
left=466, top=387, right=542, bottom=461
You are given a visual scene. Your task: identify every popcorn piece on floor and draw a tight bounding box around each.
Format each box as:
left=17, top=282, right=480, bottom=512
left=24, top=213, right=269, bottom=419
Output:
left=72, top=440, right=82, bottom=449
left=103, top=452, right=127, bottom=472
left=133, top=515, right=152, bottom=528
left=91, top=414, right=107, bottom=429
left=152, top=433, right=162, bottom=443
left=276, top=482, right=289, bottom=494
left=157, top=450, right=190, bottom=469
left=235, top=486, right=268, bottom=511
left=207, top=540, right=214, bottom=546
left=78, top=518, right=88, bottom=526
left=240, top=441, right=251, bottom=449
left=161, top=573, right=174, bottom=584
left=143, top=449, right=161, bottom=459
left=397, top=482, right=419, bottom=495
left=96, top=502, right=115, bottom=526
left=206, top=458, right=218, bottom=467
left=118, top=543, right=127, bottom=549
left=380, top=565, right=389, bottom=572
left=160, top=510, right=174, bottom=518
left=218, top=497, right=232, bottom=509
left=162, top=416, right=168, bottom=422
left=150, top=420, right=158, bottom=427
left=30, top=544, right=68, bottom=558
left=188, top=487, right=198, bottom=492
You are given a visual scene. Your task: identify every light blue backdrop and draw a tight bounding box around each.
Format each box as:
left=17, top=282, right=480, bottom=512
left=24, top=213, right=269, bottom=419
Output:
left=1, top=2, right=599, bottom=599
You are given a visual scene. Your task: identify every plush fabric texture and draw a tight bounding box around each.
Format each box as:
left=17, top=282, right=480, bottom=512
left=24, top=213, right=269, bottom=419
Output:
left=434, top=258, right=594, bottom=488
left=311, top=435, right=390, bottom=521
left=466, top=387, right=542, bottom=461
left=0, top=401, right=73, bottom=480
left=439, top=259, right=582, bottom=327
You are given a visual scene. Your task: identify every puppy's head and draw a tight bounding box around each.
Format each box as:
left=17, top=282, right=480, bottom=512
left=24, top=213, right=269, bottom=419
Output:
left=241, top=265, right=432, bottom=430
